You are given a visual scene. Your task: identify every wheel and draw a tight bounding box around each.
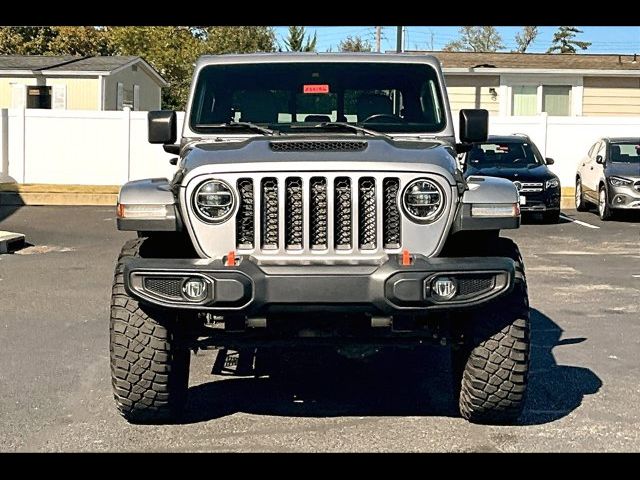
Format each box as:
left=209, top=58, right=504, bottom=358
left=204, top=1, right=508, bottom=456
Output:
left=110, top=238, right=191, bottom=423
left=452, top=238, right=530, bottom=424
left=575, top=177, right=588, bottom=211
left=598, top=185, right=613, bottom=221
left=542, top=210, right=560, bottom=224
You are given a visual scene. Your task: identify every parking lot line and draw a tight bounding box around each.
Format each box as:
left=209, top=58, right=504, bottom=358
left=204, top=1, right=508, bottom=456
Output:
left=559, top=214, right=600, bottom=229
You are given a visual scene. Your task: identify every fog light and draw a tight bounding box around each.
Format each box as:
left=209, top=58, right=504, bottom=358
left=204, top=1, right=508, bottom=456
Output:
left=182, top=278, right=207, bottom=301
left=431, top=276, right=457, bottom=301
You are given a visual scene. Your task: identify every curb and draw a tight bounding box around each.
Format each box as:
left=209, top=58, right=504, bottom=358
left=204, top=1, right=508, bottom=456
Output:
left=0, top=184, right=119, bottom=206
left=0, top=231, right=26, bottom=254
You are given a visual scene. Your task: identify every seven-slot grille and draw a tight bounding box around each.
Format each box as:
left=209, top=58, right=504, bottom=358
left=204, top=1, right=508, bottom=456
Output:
left=235, top=176, right=402, bottom=252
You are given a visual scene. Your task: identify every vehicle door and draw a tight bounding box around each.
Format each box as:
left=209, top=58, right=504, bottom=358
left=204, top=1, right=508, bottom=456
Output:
left=583, top=141, right=601, bottom=200
left=589, top=141, right=607, bottom=199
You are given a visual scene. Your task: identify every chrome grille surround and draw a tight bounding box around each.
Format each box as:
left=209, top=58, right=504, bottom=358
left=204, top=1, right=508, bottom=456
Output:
left=513, top=181, right=543, bottom=193
left=183, top=171, right=455, bottom=263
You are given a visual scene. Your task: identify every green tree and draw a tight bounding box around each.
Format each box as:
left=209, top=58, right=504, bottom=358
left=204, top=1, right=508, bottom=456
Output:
left=198, top=26, right=276, bottom=54
left=104, top=27, right=202, bottom=111
left=443, top=26, right=504, bottom=52
left=338, top=35, right=372, bottom=52
left=284, top=26, right=317, bottom=52
left=514, top=26, right=539, bottom=53
left=547, top=26, right=591, bottom=54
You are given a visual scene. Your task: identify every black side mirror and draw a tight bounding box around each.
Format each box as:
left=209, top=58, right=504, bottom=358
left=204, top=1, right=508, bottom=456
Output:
left=459, top=109, right=488, bottom=144
left=148, top=111, right=177, bottom=144
left=596, top=155, right=605, bottom=165
left=545, top=157, right=555, bottom=165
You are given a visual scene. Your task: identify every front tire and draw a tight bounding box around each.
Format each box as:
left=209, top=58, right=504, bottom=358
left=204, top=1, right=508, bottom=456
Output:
left=110, top=238, right=190, bottom=423
left=575, top=178, right=588, bottom=211
left=452, top=238, right=530, bottom=424
left=598, top=185, right=613, bottom=221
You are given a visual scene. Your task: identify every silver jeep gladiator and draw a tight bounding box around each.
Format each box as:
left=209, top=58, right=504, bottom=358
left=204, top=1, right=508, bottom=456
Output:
left=111, top=53, right=529, bottom=425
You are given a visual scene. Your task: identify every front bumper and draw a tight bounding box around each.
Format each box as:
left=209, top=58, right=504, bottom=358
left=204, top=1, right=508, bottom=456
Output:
left=609, top=184, right=640, bottom=209
left=123, top=254, right=517, bottom=315
left=519, top=188, right=561, bottom=212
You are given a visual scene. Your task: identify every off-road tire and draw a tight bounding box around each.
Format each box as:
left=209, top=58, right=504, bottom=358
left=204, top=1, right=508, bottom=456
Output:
left=110, top=238, right=190, bottom=423
left=575, top=177, right=588, bottom=211
left=452, top=238, right=530, bottom=425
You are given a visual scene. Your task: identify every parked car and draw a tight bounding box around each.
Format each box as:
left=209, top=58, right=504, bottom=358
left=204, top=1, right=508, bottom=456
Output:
left=461, top=134, right=561, bottom=223
left=575, top=137, right=640, bottom=220
left=111, top=53, right=530, bottom=425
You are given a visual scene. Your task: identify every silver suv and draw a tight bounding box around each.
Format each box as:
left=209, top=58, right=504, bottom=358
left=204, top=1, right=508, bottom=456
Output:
left=111, top=53, right=530, bottom=425
left=576, top=137, right=640, bottom=220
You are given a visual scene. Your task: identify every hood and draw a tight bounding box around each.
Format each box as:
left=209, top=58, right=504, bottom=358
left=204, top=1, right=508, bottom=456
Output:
left=463, top=164, right=556, bottom=182
left=606, top=162, right=640, bottom=179
left=179, top=135, right=460, bottom=184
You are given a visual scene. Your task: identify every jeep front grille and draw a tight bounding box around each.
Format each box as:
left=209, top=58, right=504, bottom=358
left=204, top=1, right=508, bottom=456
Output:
left=310, top=177, right=328, bottom=249
left=261, top=178, right=279, bottom=249
left=383, top=178, right=401, bottom=248
left=236, top=178, right=254, bottom=249
left=358, top=178, right=377, bottom=249
left=234, top=175, right=404, bottom=254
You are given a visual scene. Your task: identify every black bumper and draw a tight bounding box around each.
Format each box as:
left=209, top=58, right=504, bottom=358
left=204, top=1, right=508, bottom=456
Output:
left=123, top=254, right=517, bottom=315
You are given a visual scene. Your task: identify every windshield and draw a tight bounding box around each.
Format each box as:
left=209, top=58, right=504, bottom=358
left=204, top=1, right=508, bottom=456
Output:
left=189, top=62, right=446, bottom=135
left=610, top=142, right=640, bottom=164
left=467, top=141, right=543, bottom=168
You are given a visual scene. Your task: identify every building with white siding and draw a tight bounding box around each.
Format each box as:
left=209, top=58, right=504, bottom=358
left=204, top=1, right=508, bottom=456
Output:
left=0, top=55, right=167, bottom=111
left=406, top=51, right=640, bottom=118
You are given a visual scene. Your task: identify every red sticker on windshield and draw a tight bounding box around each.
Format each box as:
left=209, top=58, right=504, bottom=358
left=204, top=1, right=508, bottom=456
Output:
left=303, top=84, right=329, bottom=94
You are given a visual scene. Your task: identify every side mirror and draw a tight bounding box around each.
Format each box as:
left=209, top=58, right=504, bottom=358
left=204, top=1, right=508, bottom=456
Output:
left=148, top=110, right=177, bottom=144
left=596, top=155, right=605, bottom=165
left=459, top=109, right=488, bottom=144
left=545, top=157, right=555, bottom=165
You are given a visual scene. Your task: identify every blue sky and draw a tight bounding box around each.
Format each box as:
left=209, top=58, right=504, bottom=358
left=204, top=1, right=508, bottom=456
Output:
left=273, top=26, right=640, bottom=54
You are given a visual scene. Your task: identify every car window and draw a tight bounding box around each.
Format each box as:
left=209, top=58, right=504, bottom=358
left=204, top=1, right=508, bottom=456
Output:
left=587, top=142, right=598, bottom=158
left=609, top=142, right=640, bottom=164
left=189, top=62, right=447, bottom=134
left=597, top=142, right=606, bottom=158
left=467, top=141, right=543, bottom=167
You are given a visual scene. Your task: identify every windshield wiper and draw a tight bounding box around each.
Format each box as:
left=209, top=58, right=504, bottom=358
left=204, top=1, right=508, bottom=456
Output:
left=291, top=121, right=391, bottom=139
left=194, top=121, right=278, bottom=135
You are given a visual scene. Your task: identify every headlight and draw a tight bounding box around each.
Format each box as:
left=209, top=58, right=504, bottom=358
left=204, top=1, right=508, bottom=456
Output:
left=609, top=176, right=632, bottom=187
left=193, top=180, right=235, bottom=223
left=545, top=178, right=560, bottom=189
left=402, top=178, right=445, bottom=223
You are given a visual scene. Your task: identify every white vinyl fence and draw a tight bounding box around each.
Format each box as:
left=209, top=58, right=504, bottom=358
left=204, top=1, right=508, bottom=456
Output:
left=1, top=108, right=639, bottom=188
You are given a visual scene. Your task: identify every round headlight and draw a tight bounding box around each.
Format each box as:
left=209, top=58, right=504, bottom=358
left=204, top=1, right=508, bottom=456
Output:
left=193, top=180, right=235, bottom=223
left=402, top=178, right=445, bottom=223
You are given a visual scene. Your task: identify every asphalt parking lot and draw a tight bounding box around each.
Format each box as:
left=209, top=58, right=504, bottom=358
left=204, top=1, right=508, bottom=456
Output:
left=0, top=205, right=639, bottom=452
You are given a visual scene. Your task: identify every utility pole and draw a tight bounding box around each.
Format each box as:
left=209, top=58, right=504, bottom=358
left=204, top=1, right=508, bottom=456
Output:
left=375, top=26, right=382, bottom=53
left=396, top=26, right=402, bottom=53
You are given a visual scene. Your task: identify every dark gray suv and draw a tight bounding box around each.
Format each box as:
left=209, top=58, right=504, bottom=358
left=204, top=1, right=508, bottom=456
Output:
left=575, top=137, right=640, bottom=220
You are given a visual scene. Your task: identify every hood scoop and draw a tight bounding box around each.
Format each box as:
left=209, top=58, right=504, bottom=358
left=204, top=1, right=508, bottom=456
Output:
left=269, top=140, right=368, bottom=152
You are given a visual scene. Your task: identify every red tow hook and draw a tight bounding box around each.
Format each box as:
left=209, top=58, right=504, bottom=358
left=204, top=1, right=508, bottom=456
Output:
left=225, top=251, right=237, bottom=267
left=401, top=249, right=413, bottom=266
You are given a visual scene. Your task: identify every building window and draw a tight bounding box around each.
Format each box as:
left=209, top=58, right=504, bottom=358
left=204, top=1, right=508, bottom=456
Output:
left=542, top=85, right=571, bottom=116
left=511, top=86, right=537, bottom=115
left=26, top=86, right=52, bottom=109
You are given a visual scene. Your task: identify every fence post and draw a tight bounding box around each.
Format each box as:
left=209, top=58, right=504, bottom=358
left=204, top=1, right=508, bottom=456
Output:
left=0, top=109, right=8, bottom=182
left=124, top=107, right=131, bottom=182
left=540, top=112, right=548, bottom=159
left=12, top=107, right=26, bottom=184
